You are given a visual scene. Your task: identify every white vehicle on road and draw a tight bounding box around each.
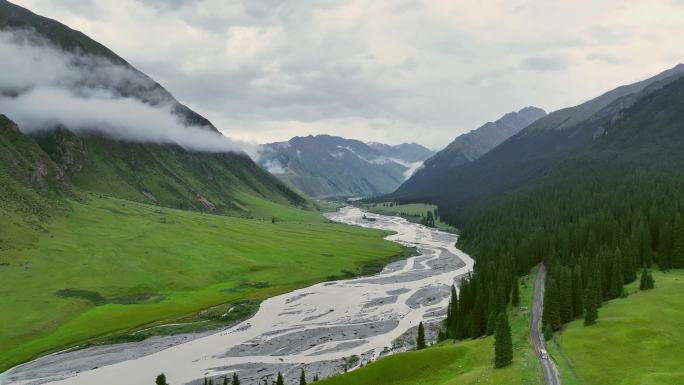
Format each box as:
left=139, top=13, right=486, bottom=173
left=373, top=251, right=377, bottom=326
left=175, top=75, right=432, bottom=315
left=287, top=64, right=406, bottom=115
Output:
left=540, top=349, right=549, bottom=360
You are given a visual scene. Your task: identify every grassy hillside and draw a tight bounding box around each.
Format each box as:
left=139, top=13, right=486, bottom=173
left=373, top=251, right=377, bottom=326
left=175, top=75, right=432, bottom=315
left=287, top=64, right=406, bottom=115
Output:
left=0, top=195, right=403, bottom=372
left=33, top=129, right=306, bottom=217
left=318, top=269, right=541, bottom=385
left=550, top=270, right=684, bottom=385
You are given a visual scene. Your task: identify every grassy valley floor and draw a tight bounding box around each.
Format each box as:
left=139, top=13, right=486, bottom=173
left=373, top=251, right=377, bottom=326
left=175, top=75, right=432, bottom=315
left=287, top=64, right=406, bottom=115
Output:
left=549, top=269, right=684, bottom=385
left=318, top=268, right=542, bottom=385
left=0, top=195, right=402, bottom=372
left=360, top=202, right=456, bottom=232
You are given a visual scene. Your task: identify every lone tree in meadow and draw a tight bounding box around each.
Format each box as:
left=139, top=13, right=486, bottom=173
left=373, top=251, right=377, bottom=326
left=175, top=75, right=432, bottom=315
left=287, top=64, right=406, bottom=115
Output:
left=640, top=268, right=655, bottom=290
left=494, top=313, right=513, bottom=368
left=155, top=374, right=168, bottom=385
left=416, top=321, right=427, bottom=350
left=299, top=368, right=307, bottom=385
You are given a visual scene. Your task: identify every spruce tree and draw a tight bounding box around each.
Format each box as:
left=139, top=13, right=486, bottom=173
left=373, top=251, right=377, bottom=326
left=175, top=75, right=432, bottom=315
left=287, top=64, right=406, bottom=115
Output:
left=155, top=374, right=168, bottom=385
left=584, top=300, right=598, bottom=326
left=494, top=313, right=513, bottom=368
left=658, top=220, right=673, bottom=270
left=299, top=368, right=307, bottom=385
left=673, top=213, right=684, bottom=268
left=223, top=376, right=228, bottom=385
left=640, top=268, right=655, bottom=290
left=640, top=268, right=648, bottom=290
left=609, top=255, right=624, bottom=299
left=543, top=323, right=553, bottom=341
left=543, top=277, right=561, bottom=330
left=232, top=373, right=240, bottom=385
left=446, top=285, right=459, bottom=338
left=416, top=321, right=426, bottom=350
left=559, top=268, right=574, bottom=324
left=276, top=372, right=284, bottom=385
left=486, top=312, right=496, bottom=336
left=313, top=375, right=319, bottom=382
left=208, top=379, right=213, bottom=385
left=511, top=278, right=520, bottom=307
left=572, top=265, right=584, bottom=318
left=584, top=277, right=598, bottom=326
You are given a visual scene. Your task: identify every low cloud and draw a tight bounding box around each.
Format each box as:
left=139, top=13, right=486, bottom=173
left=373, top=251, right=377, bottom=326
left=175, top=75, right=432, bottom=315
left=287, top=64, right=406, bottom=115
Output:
left=521, top=55, right=568, bottom=72
left=0, top=30, right=254, bottom=154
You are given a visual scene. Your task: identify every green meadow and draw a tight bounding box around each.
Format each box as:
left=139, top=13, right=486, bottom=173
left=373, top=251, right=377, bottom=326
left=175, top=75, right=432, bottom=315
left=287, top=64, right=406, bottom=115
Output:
left=550, top=269, right=684, bottom=385
left=318, top=269, right=541, bottom=385
left=0, top=195, right=402, bottom=372
left=361, top=202, right=455, bottom=232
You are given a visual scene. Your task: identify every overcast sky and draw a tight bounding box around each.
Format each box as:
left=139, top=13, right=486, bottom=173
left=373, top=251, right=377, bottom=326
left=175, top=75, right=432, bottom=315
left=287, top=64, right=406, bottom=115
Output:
left=12, top=0, right=684, bottom=148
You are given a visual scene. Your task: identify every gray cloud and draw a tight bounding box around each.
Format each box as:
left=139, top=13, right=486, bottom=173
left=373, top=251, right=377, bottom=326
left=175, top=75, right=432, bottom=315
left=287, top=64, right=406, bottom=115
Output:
left=521, top=55, right=568, bottom=72
left=0, top=30, right=254, bottom=154
left=10, top=0, right=684, bottom=148
left=587, top=52, right=625, bottom=65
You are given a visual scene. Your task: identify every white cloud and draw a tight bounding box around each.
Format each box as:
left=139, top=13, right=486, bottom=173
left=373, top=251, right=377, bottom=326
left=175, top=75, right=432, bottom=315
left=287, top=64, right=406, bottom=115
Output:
left=10, top=0, right=684, bottom=148
left=0, top=30, right=255, bottom=154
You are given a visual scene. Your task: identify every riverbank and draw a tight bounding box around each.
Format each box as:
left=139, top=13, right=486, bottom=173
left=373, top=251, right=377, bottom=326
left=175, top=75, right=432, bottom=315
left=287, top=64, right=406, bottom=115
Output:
left=0, top=196, right=402, bottom=374
left=2, top=207, right=474, bottom=385
left=316, top=267, right=541, bottom=385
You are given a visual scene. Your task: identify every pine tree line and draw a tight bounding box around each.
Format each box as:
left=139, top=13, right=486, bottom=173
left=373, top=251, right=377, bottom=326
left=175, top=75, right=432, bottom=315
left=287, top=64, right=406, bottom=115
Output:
left=438, top=172, right=683, bottom=339
left=182, top=369, right=321, bottom=385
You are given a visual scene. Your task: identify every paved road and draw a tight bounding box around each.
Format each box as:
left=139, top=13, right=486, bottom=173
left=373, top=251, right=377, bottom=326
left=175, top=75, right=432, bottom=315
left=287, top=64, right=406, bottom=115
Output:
left=531, top=264, right=562, bottom=385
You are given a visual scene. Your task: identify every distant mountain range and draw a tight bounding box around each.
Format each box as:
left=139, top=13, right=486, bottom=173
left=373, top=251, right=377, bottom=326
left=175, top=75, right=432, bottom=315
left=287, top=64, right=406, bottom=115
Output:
left=395, top=106, right=546, bottom=199
left=257, top=135, right=435, bottom=198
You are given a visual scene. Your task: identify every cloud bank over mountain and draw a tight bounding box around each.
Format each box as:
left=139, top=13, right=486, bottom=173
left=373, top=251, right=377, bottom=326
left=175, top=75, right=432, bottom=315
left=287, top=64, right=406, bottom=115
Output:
left=12, top=0, right=684, bottom=147
left=0, top=30, right=254, bottom=154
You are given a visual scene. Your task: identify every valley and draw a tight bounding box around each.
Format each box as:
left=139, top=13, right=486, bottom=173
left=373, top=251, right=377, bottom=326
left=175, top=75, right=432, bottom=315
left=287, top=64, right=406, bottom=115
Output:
left=1, top=207, right=474, bottom=385
left=0, top=197, right=402, bottom=374
left=2, top=1, right=684, bottom=384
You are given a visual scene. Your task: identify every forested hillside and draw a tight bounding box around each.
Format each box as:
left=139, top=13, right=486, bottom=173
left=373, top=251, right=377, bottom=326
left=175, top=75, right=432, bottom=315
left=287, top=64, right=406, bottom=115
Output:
left=393, top=106, right=545, bottom=200
left=438, top=70, right=684, bottom=343
left=389, top=64, right=684, bottom=215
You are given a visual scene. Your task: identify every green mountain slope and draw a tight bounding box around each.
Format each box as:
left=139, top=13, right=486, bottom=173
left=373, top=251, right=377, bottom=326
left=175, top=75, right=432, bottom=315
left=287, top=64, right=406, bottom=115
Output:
left=32, top=129, right=305, bottom=216
left=390, top=65, right=684, bottom=222
left=0, top=0, right=306, bottom=216
left=394, top=106, right=545, bottom=200
left=432, top=69, right=684, bottom=385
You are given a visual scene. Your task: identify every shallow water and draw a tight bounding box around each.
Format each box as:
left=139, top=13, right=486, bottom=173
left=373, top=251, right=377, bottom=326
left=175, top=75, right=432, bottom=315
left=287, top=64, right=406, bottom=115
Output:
left=1, top=207, right=473, bottom=385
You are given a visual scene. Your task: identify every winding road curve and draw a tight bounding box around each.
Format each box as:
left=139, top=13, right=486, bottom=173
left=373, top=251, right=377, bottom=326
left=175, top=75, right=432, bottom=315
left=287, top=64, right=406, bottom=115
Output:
left=531, top=264, right=562, bottom=385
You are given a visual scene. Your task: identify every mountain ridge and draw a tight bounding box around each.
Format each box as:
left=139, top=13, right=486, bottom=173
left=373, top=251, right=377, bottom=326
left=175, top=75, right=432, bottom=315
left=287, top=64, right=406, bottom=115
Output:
left=389, top=64, right=684, bottom=218
left=389, top=106, right=546, bottom=202
left=0, top=0, right=307, bottom=217
left=258, top=134, right=435, bottom=198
